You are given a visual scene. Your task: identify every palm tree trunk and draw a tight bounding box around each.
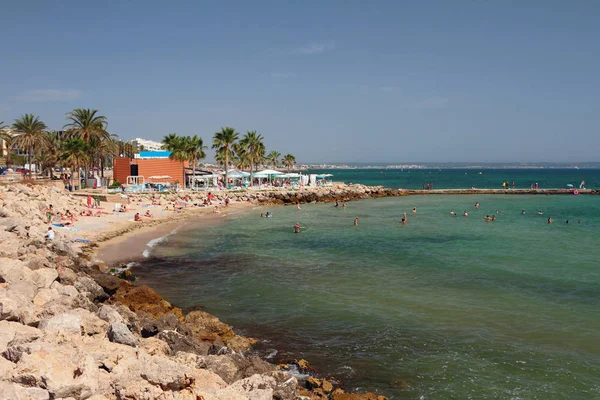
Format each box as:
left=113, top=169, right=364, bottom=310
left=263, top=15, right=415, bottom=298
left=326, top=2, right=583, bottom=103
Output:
left=224, top=149, right=229, bottom=190
left=192, top=159, right=196, bottom=191
left=250, top=160, right=254, bottom=187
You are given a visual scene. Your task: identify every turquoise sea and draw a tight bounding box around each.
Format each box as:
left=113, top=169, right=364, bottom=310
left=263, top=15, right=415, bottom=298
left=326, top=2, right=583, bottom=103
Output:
left=134, top=172, right=600, bottom=399
left=308, top=168, right=600, bottom=190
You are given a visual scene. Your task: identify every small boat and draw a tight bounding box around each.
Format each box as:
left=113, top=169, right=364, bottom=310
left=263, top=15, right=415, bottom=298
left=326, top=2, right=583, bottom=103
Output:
left=566, top=184, right=574, bottom=188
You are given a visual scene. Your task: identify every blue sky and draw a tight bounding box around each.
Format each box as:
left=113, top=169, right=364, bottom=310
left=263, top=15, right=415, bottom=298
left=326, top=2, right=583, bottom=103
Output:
left=1, top=1, right=599, bottom=163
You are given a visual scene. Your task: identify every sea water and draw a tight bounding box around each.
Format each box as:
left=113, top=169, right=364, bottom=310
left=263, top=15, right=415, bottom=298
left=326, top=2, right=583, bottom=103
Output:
left=135, top=194, right=600, bottom=399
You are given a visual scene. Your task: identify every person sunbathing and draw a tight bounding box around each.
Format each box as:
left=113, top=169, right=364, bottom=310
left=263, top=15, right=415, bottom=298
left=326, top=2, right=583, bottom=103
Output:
left=134, top=212, right=143, bottom=222
left=145, top=210, right=153, bottom=218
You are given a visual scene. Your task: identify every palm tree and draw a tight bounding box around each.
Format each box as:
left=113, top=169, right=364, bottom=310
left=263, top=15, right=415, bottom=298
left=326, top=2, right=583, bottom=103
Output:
left=162, top=133, right=179, bottom=151
left=266, top=151, right=281, bottom=168
left=239, top=131, right=265, bottom=186
left=97, top=136, right=119, bottom=178
left=186, top=135, right=207, bottom=190
left=35, top=133, right=60, bottom=178
left=282, top=154, right=296, bottom=171
left=163, top=135, right=190, bottom=189
left=0, top=124, right=17, bottom=168
left=233, top=143, right=251, bottom=171
left=212, top=127, right=239, bottom=189
left=64, top=109, right=109, bottom=180
left=12, top=114, right=49, bottom=177
left=59, top=139, right=90, bottom=190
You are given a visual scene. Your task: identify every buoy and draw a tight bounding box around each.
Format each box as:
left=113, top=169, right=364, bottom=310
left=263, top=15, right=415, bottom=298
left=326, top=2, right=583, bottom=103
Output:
left=574, top=189, right=579, bottom=195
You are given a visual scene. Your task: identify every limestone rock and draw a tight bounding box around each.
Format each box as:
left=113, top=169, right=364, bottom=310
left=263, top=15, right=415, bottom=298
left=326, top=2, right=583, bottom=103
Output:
left=0, top=320, right=42, bottom=353
left=56, top=266, right=78, bottom=285
left=108, top=321, right=139, bottom=347
left=39, top=312, right=83, bottom=335
left=50, top=280, right=79, bottom=297
left=140, top=337, right=170, bottom=356
left=74, top=276, right=108, bottom=302
left=33, top=288, right=59, bottom=306
left=157, top=330, right=210, bottom=356
left=0, top=258, right=29, bottom=283
left=205, top=372, right=298, bottom=400
left=195, top=354, right=273, bottom=384
left=112, top=284, right=183, bottom=318
left=30, top=267, right=58, bottom=289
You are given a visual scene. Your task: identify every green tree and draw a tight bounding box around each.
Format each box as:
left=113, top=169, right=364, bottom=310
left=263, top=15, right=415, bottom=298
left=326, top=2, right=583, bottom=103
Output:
left=12, top=114, right=50, bottom=177
left=0, top=124, right=17, bottom=168
left=97, top=136, right=119, bottom=178
left=35, top=133, right=60, bottom=178
left=282, top=154, right=296, bottom=171
left=239, top=131, right=265, bottom=186
left=59, top=139, right=90, bottom=190
left=186, top=135, right=207, bottom=190
left=266, top=151, right=281, bottom=168
left=64, top=109, right=109, bottom=179
left=212, top=127, right=239, bottom=189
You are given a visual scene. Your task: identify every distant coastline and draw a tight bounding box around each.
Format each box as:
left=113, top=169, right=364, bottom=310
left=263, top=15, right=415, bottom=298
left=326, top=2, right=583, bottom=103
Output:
left=305, top=163, right=600, bottom=170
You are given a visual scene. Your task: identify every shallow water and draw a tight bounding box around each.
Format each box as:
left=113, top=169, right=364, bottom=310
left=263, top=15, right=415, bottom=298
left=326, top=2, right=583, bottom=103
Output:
left=135, top=195, right=600, bottom=399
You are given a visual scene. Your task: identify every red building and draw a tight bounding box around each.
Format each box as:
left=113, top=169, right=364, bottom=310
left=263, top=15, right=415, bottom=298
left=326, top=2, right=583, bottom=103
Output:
left=113, top=151, right=186, bottom=186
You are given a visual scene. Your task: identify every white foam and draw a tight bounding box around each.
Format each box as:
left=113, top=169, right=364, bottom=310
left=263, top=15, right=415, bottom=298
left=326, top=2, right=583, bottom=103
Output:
left=143, top=228, right=179, bottom=258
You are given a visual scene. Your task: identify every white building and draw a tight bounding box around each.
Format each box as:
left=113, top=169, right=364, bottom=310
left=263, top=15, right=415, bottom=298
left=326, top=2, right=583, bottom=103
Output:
left=132, top=138, right=164, bottom=151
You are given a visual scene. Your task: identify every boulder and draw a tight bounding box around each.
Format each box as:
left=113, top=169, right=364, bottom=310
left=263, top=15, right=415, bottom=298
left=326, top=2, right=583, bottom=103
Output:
left=157, top=330, right=211, bottom=356
left=56, top=266, right=78, bottom=285
left=50, top=281, right=79, bottom=297
left=140, top=337, right=170, bottom=356
left=7, top=280, right=38, bottom=302
left=204, top=372, right=298, bottom=400
left=71, top=308, right=109, bottom=337
left=0, top=321, right=42, bottom=353
left=39, top=312, right=83, bottom=335
left=0, top=258, right=29, bottom=283
left=195, top=354, right=273, bottom=384
left=112, top=285, right=183, bottom=319
left=92, top=273, right=126, bottom=295
left=108, top=321, right=139, bottom=347
left=74, top=276, right=108, bottom=302
left=97, top=304, right=125, bottom=325
left=33, top=288, right=59, bottom=306
left=30, top=267, right=58, bottom=289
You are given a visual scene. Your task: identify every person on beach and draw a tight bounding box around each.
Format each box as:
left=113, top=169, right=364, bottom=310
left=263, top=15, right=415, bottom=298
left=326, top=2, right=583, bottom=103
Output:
left=46, top=227, right=55, bottom=241
left=354, top=216, right=359, bottom=226
left=450, top=210, right=456, bottom=216
left=412, top=207, right=417, bottom=213
left=225, top=196, right=230, bottom=207
left=45, top=205, right=54, bottom=224
left=145, top=210, right=153, bottom=218
left=294, top=222, right=303, bottom=233
left=463, top=211, right=468, bottom=217
left=87, top=195, right=92, bottom=208
left=401, top=213, right=407, bottom=224
left=474, top=202, right=479, bottom=209
left=134, top=213, right=143, bottom=222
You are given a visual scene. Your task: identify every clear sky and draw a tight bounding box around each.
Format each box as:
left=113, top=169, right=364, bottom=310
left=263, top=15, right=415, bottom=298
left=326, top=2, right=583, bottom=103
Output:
left=1, top=1, right=599, bottom=163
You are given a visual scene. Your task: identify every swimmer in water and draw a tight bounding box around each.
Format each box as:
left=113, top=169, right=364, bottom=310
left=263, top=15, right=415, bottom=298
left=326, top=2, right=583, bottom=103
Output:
left=401, top=213, right=407, bottom=224
left=475, top=202, right=479, bottom=209
left=334, top=200, right=339, bottom=207
left=484, top=215, right=491, bottom=221
left=491, top=215, right=496, bottom=221
left=354, top=216, right=359, bottom=226
left=538, top=211, right=543, bottom=215
left=260, top=213, right=264, bottom=218
left=342, top=201, right=347, bottom=209
left=450, top=210, right=456, bottom=216
left=521, top=210, right=526, bottom=215
left=548, top=217, right=553, bottom=224
left=463, top=211, right=468, bottom=217
left=412, top=207, right=417, bottom=213
left=294, top=222, right=303, bottom=233
left=578, top=219, right=582, bottom=224
left=565, top=220, right=569, bottom=224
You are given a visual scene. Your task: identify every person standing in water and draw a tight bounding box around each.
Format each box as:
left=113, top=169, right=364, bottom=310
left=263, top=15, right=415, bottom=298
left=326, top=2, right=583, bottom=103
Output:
left=294, top=222, right=303, bottom=233
left=354, top=216, right=359, bottom=226
left=548, top=217, right=553, bottom=224
left=401, top=213, right=407, bottom=224
left=474, top=202, right=479, bottom=209
left=296, top=202, right=301, bottom=210
left=342, top=201, right=347, bottom=209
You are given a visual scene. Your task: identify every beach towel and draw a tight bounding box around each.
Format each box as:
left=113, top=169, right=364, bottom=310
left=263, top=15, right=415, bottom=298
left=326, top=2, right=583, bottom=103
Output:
left=74, top=238, right=91, bottom=243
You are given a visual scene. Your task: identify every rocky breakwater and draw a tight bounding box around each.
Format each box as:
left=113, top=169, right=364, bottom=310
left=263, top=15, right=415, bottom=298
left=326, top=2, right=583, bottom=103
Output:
left=251, top=185, right=403, bottom=205
left=0, top=183, right=388, bottom=400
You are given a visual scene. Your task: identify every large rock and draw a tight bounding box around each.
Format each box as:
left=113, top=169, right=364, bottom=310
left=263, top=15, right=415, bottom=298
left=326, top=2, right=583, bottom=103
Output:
left=0, top=320, right=42, bottom=353
left=39, top=312, right=83, bottom=335
left=74, top=276, right=108, bottom=302
left=30, top=268, right=58, bottom=289
left=156, top=330, right=211, bottom=356
left=200, top=372, right=298, bottom=400
left=194, top=354, right=273, bottom=384
left=108, top=321, right=139, bottom=347
left=112, top=285, right=183, bottom=319
left=185, top=310, right=257, bottom=351
left=0, top=381, right=50, bottom=400
left=56, top=266, right=78, bottom=285
left=0, top=258, right=30, bottom=283
left=32, top=288, right=59, bottom=306
left=50, top=280, right=79, bottom=297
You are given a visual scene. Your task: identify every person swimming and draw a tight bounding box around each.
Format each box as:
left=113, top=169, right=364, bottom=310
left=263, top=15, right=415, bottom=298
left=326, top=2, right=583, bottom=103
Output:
left=294, top=222, right=303, bottom=233
left=266, top=212, right=272, bottom=218
left=521, top=210, right=526, bottom=215
left=401, top=213, right=407, bottom=224
left=484, top=215, right=491, bottom=221
left=548, top=217, right=553, bottom=224
left=463, top=211, right=468, bottom=217
left=334, top=200, right=339, bottom=207
left=450, top=210, right=456, bottom=216
left=474, top=202, right=479, bottom=209
left=354, top=216, right=359, bottom=226
left=538, top=211, right=543, bottom=215
left=491, top=215, right=496, bottom=221
left=412, top=207, right=417, bottom=213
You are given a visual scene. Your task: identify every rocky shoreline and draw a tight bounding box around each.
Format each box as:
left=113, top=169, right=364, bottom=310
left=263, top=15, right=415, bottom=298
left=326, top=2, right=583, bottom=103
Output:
left=0, top=183, right=390, bottom=400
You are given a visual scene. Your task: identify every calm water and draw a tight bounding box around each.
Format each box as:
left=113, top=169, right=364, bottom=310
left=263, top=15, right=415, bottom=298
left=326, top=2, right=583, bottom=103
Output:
left=135, top=194, right=600, bottom=399
left=308, top=168, right=600, bottom=190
